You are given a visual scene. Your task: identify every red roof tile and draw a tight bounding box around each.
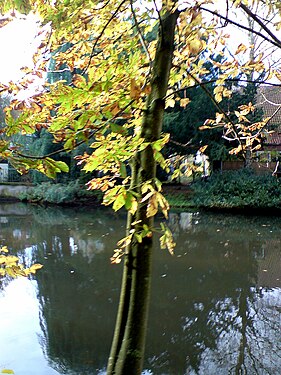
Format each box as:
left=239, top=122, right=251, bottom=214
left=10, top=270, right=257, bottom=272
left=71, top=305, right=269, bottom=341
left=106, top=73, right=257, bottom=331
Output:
left=266, top=133, right=281, bottom=145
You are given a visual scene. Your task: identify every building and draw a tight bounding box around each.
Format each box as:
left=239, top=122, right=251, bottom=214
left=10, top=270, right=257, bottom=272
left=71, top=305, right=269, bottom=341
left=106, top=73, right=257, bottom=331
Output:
left=256, top=85, right=281, bottom=152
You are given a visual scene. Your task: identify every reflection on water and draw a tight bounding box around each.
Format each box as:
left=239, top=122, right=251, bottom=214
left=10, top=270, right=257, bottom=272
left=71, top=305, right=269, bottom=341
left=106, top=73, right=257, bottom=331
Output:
left=0, top=203, right=280, bottom=374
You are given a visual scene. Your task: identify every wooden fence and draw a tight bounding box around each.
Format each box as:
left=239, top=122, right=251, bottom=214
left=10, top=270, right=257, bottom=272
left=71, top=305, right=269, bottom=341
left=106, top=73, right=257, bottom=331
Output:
left=216, top=161, right=277, bottom=175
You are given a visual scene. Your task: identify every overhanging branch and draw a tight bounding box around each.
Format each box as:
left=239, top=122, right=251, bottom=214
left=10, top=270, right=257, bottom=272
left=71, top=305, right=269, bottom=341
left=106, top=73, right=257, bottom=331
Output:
left=239, top=2, right=281, bottom=48
left=200, top=6, right=281, bottom=50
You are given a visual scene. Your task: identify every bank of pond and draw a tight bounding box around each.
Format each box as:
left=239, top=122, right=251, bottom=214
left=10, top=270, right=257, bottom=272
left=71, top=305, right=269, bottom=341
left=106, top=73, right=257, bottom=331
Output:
left=0, top=203, right=280, bottom=374
left=6, top=169, right=281, bottom=216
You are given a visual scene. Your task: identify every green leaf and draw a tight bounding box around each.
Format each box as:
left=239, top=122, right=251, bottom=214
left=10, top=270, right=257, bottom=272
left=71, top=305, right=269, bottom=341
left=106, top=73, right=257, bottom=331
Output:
left=112, top=193, right=126, bottom=211
left=54, top=161, right=69, bottom=173
left=120, top=162, right=127, bottom=178
left=135, top=233, right=143, bottom=243
left=64, top=138, right=75, bottom=151
left=110, top=123, right=126, bottom=134
left=82, top=158, right=101, bottom=172
left=14, top=0, right=31, bottom=14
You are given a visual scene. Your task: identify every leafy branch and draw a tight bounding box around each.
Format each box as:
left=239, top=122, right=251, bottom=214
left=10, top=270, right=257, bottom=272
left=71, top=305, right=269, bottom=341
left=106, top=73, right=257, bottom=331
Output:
left=81, top=0, right=128, bottom=75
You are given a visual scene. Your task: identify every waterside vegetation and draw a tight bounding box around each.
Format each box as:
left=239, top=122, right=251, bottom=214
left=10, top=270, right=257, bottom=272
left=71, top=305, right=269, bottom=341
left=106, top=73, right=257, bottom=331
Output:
left=15, top=169, right=281, bottom=214
left=167, top=169, right=281, bottom=212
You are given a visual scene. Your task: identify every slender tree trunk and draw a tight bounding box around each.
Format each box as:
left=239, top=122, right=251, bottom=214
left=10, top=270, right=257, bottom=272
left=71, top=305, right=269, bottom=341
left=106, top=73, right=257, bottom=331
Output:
left=107, top=8, right=179, bottom=375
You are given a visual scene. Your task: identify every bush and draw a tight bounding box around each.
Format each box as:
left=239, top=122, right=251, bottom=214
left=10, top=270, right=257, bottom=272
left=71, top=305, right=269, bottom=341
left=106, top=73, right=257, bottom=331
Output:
left=188, top=169, right=281, bottom=210
left=19, top=180, right=102, bottom=205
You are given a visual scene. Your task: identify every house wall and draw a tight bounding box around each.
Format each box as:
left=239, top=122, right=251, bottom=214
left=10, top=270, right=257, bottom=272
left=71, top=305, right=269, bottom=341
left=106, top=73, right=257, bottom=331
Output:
left=0, top=163, right=9, bottom=182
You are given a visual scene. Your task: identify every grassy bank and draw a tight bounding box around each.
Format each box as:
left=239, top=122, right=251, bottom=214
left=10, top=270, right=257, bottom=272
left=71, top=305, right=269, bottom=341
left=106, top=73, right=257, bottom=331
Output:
left=18, top=170, right=281, bottom=212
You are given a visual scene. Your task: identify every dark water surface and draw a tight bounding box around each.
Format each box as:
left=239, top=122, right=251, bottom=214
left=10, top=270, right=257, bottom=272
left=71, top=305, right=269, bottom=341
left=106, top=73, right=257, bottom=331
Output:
left=0, top=203, right=280, bottom=374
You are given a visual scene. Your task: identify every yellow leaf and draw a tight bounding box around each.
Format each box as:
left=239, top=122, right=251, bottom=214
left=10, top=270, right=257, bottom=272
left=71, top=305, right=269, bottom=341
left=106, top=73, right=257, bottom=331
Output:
left=1, top=370, right=15, bottom=374
left=165, top=97, right=175, bottom=108
left=147, top=195, right=158, bottom=217
left=130, top=78, right=141, bottom=99
left=29, top=263, right=43, bottom=274
left=159, top=223, right=176, bottom=255
left=129, top=199, right=138, bottom=215
left=235, top=43, right=247, bottom=54
left=199, top=145, right=208, bottom=153
left=189, top=39, right=203, bottom=55
left=215, top=93, right=222, bottom=102
left=72, top=74, right=86, bottom=88
left=215, top=113, right=224, bottom=124
left=156, top=192, right=170, bottom=219
left=111, top=257, right=122, bottom=264
left=0, top=246, right=8, bottom=253
left=179, top=98, right=190, bottom=108
left=117, top=234, right=133, bottom=248
left=113, top=193, right=126, bottom=211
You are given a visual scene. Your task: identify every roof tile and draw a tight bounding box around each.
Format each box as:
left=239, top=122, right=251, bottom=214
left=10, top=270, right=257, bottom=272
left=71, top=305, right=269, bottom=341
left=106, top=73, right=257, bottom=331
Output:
left=256, top=86, right=281, bottom=127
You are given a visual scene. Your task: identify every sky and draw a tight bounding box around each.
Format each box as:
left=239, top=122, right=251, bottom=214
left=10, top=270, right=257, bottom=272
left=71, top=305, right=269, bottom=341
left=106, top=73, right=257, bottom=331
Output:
left=0, top=14, right=40, bottom=84
left=0, top=4, right=280, bottom=87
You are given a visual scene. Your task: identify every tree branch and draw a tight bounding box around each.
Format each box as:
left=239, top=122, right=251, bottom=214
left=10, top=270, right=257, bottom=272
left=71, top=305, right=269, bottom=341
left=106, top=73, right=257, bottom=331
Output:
left=13, top=99, right=135, bottom=160
left=200, top=6, right=281, bottom=50
left=239, top=2, right=281, bottom=48
left=184, top=71, right=246, bottom=159
left=164, top=78, right=281, bottom=101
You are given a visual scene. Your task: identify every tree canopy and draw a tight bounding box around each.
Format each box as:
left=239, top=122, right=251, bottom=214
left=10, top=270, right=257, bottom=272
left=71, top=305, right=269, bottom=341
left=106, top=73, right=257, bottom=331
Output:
left=0, top=1, right=280, bottom=180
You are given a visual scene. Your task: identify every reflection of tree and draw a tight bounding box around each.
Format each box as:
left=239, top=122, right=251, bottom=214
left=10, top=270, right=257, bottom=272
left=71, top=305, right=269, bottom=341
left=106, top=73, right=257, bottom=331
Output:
left=33, top=210, right=124, bottom=374
left=36, top=240, right=122, bottom=373
left=0, top=203, right=124, bottom=373
left=0, top=205, right=280, bottom=374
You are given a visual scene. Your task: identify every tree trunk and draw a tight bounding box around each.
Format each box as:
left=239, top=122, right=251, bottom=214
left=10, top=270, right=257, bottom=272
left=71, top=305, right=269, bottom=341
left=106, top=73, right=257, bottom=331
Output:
left=107, top=8, right=179, bottom=375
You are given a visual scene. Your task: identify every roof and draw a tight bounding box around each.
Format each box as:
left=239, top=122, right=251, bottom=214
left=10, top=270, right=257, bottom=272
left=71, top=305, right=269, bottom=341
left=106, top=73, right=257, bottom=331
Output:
left=265, top=133, right=281, bottom=145
left=256, top=85, right=281, bottom=127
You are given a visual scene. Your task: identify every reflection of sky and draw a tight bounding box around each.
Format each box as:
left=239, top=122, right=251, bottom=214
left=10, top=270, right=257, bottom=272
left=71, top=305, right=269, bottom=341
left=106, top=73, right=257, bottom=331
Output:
left=184, top=288, right=281, bottom=374
left=0, top=278, right=59, bottom=375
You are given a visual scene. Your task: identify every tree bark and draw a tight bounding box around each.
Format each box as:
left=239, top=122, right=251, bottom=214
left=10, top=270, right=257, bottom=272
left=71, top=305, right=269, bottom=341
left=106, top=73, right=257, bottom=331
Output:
left=107, top=8, right=179, bottom=375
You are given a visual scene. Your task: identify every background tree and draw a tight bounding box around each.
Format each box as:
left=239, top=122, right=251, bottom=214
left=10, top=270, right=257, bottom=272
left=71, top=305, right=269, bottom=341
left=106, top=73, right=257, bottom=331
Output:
left=163, top=55, right=263, bottom=163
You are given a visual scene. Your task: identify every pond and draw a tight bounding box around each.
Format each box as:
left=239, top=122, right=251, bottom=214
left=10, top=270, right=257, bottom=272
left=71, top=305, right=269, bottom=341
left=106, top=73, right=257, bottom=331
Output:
left=0, top=203, right=280, bottom=374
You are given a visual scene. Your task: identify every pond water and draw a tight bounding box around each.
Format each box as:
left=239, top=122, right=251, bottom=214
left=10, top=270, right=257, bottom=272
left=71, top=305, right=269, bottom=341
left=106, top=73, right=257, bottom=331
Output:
left=0, top=203, right=280, bottom=374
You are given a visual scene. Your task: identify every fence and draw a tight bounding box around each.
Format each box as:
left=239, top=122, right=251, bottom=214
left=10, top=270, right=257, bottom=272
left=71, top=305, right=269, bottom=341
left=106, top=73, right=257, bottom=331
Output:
left=215, top=161, right=276, bottom=175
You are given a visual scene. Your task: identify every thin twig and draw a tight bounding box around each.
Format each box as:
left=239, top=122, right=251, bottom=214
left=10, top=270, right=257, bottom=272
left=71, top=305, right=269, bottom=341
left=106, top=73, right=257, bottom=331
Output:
left=130, top=0, right=152, bottom=71
left=200, top=6, right=281, bottom=50
left=169, top=138, right=193, bottom=148
left=185, top=71, right=247, bottom=159
left=164, top=78, right=281, bottom=101
left=223, top=104, right=281, bottom=142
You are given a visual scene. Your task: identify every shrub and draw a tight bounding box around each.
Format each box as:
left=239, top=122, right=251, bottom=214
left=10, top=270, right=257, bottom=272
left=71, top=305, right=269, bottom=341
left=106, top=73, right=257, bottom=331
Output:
left=188, top=169, right=281, bottom=209
left=19, top=180, right=102, bottom=205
